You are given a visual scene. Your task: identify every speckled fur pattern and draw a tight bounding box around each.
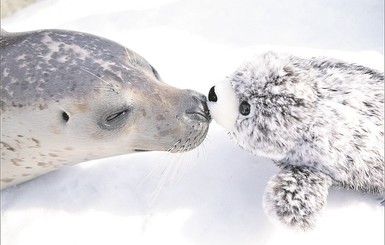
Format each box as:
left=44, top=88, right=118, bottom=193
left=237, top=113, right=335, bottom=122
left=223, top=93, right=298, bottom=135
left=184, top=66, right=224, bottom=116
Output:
left=228, top=52, right=384, bottom=230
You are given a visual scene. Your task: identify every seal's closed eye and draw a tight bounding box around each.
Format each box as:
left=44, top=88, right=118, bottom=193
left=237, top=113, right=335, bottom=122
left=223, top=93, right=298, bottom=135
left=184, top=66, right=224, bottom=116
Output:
left=106, top=109, right=129, bottom=123
left=99, top=108, right=131, bottom=130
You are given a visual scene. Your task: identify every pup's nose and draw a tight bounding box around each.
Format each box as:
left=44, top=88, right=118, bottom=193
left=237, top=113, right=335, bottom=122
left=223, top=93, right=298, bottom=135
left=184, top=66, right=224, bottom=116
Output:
left=208, top=86, right=217, bottom=102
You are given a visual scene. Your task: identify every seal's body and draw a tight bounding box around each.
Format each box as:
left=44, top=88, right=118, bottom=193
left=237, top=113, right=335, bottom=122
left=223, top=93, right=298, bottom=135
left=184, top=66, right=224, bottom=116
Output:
left=208, top=52, right=384, bottom=229
left=1, top=29, right=210, bottom=189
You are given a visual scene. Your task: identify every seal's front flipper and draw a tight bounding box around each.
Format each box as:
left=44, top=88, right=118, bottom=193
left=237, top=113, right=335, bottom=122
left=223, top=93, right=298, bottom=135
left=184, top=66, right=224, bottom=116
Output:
left=263, top=166, right=333, bottom=230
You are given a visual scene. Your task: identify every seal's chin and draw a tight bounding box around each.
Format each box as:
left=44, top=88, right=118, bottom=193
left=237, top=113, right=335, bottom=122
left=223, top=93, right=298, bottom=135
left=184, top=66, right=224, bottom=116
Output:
left=132, top=123, right=209, bottom=154
left=170, top=124, right=209, bottom=153
left=143, top=124, right=209, bottom=154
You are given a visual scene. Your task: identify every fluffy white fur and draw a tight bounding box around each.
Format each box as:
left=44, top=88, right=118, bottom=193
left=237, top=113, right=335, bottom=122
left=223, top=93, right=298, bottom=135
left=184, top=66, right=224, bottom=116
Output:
left=208, top=51, right=384, bottom=230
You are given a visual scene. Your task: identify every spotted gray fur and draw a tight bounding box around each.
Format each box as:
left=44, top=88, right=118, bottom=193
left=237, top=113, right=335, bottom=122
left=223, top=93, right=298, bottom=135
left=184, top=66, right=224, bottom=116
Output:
left=227, top=52, right=384, bottom=230
left=1, top=29, right=156, bottom=108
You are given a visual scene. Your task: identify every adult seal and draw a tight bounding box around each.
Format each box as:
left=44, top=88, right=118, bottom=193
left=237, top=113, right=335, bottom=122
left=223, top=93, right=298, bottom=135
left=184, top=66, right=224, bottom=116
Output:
left=1, top=29, right=211, bottom=189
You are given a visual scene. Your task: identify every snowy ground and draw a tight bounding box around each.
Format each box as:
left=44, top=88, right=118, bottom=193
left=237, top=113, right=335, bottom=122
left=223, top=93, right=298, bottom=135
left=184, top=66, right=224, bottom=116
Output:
left=1, top=0, right=384, bottom=244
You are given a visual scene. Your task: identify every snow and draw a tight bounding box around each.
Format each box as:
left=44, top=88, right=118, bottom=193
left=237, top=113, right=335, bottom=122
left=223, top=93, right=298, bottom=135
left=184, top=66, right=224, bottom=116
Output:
left=1, top=0, right=384, bottom=244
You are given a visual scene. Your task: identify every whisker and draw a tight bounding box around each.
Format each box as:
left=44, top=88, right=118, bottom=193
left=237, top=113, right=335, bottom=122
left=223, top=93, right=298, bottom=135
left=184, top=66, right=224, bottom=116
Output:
left=149, top=158, right=174, bottom=205
left=80, top=67, right=111, bottom=86
left=169, top=157, right=181, bottom=184
left=136, top=162, right=162, bottom=189
left=135, top=151, right=172, bottom=190
left=167, top=139, right=182, bottom=153
left=139, top=124, right=210, bottom=206
left=125, top=46, right=140, bottom=66
left=175, top=154, right=192, bottom=183
left=80, top=67, right=120, bottom=94
left=181, top=146, right=187, bottom=153
left=125, top=46, right=133, bottom=63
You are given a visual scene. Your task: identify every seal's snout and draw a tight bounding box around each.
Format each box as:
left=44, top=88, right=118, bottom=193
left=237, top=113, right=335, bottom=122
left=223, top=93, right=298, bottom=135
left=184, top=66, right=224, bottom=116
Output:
left=185, top=93, right=211, bottom=122
left=168, top=90, right=210, bottom=153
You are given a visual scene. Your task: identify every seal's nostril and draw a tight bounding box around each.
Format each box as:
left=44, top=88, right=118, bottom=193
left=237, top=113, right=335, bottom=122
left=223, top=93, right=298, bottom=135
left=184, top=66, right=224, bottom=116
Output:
left=208, top=86, right=217, bottom=102
left=201, top=100, right=211, bottom=120
left=186, top=95, right=211, bottom=122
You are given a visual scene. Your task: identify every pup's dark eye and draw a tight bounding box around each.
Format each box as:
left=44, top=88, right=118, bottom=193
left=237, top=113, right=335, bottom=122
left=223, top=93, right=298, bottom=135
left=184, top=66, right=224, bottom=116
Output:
left=239, top=101, right=251, bottom=116
left=106, top=109, right=129, bottom=123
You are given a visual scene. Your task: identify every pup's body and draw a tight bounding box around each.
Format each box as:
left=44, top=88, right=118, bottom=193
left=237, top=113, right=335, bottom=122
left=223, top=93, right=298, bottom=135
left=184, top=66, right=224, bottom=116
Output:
left=208, top=52, right=384, bottom=229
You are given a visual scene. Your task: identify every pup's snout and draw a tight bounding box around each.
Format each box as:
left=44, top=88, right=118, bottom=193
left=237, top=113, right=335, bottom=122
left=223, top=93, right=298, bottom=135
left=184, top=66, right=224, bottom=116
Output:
left=207, top=81, right=239, bottom=132
left=208, top=86, right=217, bottom=102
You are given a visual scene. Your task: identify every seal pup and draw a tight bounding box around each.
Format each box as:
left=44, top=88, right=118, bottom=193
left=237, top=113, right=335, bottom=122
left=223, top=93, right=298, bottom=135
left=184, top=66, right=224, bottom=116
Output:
left=207, top=51, right=384, bottom=229
left=1, top=29, right=210, bottom=189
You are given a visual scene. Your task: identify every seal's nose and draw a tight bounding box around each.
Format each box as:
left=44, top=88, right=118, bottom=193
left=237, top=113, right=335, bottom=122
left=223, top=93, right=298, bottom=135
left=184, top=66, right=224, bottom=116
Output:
left=184, top=91, right=211, bottom=122
left=208, top=86, right=217, bottom=102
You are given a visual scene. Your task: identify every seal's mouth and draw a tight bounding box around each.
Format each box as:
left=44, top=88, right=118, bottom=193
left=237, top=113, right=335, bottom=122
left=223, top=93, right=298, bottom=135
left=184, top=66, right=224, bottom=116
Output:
left=134, top=149, right=149, bottom=152
left=185, top=110, right=211, bottom=122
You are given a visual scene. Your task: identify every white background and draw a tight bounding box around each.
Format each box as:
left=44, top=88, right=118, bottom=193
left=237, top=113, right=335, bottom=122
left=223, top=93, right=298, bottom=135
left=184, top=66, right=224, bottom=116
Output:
left=1, top=0, right=384, bottom=244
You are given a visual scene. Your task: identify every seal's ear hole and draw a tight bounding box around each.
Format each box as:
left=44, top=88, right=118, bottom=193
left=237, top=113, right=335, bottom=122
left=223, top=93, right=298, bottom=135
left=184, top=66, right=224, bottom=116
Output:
left=62, top=111, right=70, bottom=123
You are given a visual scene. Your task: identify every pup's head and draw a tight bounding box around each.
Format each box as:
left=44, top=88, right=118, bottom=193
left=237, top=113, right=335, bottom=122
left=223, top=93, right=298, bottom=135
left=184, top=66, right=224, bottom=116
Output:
left=208, top=52, right=317, bottom=160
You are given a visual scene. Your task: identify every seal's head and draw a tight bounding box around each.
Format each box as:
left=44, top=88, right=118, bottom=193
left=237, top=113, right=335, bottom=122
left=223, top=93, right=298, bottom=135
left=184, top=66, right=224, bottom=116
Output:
left=1, top=29, right=210, bottom=188
left=207, top=52, right=317, bottom=160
